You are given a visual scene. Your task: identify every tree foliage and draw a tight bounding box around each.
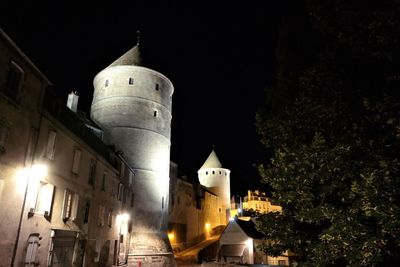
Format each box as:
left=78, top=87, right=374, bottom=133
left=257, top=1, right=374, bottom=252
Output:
left=256, top=0, right=400, bottom=266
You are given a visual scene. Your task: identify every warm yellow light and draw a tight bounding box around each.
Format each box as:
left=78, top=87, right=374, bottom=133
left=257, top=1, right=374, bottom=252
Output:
left=117, top=213, right=130, bottom=223
left=30, top=164, right=48, bottom=180
left=205, top=223, right=211, bottom=230
left=168, top=233, right=174, bottom=240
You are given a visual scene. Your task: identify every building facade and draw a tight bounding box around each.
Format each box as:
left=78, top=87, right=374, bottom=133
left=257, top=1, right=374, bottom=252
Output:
left=168, top=150, right=231, bottom=252
left=0, top=29, right=135, bottom=267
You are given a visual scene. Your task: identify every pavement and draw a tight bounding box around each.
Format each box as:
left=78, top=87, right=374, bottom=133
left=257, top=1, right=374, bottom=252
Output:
left=174, top=235, right=220, bottom=266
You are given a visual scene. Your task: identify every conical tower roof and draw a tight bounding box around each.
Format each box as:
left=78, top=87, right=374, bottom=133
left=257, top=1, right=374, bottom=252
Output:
left=199, top=149, right=223, bottom=170
left=107, top=45, right=142, bottom=68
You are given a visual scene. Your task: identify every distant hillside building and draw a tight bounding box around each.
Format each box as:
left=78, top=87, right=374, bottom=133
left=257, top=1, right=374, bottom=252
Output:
left=231, top=189, right=281, bottom=218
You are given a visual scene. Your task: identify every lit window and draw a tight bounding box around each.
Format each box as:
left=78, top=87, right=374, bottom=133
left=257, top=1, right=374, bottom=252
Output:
left=30, top=182, right=55, bottom=218
left=71, top=149, right=81, bottom=174
left=62, top=189, right=79, bottom=221
left=46, top=130, right=57, bottom=160
left=3, top=61, right=24, bottom=103
left=129, top=78, right=134, bottom=85
left=25, top=234, right=39, bottom=266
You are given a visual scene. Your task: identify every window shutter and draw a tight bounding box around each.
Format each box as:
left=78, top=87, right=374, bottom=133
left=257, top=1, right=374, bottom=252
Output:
left=71, top=194, right=79, bottom=221
left=71, top=149, right=81, bottom=174
left=46, top=130, right=57, bottom=160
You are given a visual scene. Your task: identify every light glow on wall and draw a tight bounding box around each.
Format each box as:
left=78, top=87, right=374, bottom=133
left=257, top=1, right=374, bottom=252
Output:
left=205, top=222, right=211, bottom=231
left=246, top=238, right=253, bottom=249
left=168, top=232, right=174, bottom=241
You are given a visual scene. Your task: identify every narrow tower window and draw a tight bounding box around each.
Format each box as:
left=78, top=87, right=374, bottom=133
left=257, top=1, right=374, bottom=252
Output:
left=129, top=78, right=134, bottom=85
left=153, top=110, right=157, bottom=117
left=212, top=171, right=215, bottom=174
left=155, top=83, right=159, bottom=91
left=105, top=80, right=109, bottom=87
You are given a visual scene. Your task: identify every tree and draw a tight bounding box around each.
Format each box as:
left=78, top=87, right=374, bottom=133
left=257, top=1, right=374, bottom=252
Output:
left=255, top=0, right=400, bottom=266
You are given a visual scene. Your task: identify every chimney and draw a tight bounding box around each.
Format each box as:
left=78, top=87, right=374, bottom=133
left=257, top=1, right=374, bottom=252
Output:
left=67, top=91, right=79, bottom=112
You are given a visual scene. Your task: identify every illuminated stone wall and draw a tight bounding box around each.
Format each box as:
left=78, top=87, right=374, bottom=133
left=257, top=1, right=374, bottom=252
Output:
left=91, top=49, right=175, bottom=265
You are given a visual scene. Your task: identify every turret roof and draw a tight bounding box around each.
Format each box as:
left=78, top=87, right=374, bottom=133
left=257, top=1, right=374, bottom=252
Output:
left=107, top=45, right=142, bottom=68
left=199, top=149, right=223, bottom=170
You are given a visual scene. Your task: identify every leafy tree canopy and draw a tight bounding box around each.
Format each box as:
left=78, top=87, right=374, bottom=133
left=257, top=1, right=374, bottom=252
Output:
left=256, top=0, right=400, bottom=266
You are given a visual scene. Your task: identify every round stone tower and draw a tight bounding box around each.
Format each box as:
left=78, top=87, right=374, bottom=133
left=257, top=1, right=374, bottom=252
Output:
left=91, top=43, right=175, bottom=265
left=198, top=149, right=231, bottom=224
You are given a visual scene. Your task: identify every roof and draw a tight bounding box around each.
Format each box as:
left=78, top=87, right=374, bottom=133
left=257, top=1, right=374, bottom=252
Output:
left=219, top=244, right=246, bottom=257
left=235, top=217, right=265, bottom=239
left=199, top=149, right=222, bottom=170
left=107, top=45, right=142, bottom=68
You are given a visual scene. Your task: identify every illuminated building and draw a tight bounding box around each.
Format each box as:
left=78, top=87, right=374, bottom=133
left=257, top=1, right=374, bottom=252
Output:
left=91, top=39, right=175, bottom=265
left=0, top=29, right=135, bottom=266
left=231, top=189, right=282, bottom=219
left=168, top=150, right=231, bottom=253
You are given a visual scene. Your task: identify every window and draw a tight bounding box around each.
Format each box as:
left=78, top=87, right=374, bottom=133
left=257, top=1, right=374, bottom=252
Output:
left=34, top=182, right=55, bottom=217
left=129, top=78, right=134, bottom=85
left=162, top=197, right=164, bottom=210
left=206, top=171, right=208, bottom=175
left=153, top=110, right=157, bottom=117
left=212, top=171, right=215, bottom=174
left=71, top=149, right=81, bottom=174
left=98, top=205, right=105, bottom=226
left=0, top=120, right=9, bottom=153
left=88, top=159, right=96, bottom=189
left=128, top=171, right=134, bottom=189
left=62, top=189, right=79, bottom=221
left=46, top=130, right=57, bottom=160
left=25, top=234, right=39, bottom=266
left=3, top=61, right=24, bottom=103
left=83, top=199, right=90, bottom=224
left=130, top=194, right=134, bottom=207
left=120, top=162, right=125, bottom=178
left=108, top=208, right=113, bottom=227
left=101, top=172, right=106, bottom=191
left=24, top=128, right=37, bottom=166
left=105, top=79, right=109, bottom=87
left=155, top=83, right=159, bottom=91
left=219, top=171, right=221, bottom=174
left=110, top=178, right=117, bottom=198
left=117, top=183, right=124, bottom=201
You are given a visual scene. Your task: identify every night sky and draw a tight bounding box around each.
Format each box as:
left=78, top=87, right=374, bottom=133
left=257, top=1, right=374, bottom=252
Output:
left=1, top=1, right=285, bottom=196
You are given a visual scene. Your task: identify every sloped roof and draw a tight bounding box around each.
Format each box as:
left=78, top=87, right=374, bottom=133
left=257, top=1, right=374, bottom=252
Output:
left=107, top=45, right=142, bottom=68
left=235, top=218, right=265, bottom=239
left=199, top=149, right=222, bottom=170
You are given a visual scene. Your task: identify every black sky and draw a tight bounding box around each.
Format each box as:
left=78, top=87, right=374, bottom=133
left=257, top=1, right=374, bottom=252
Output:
left=1, top=1, right=285, bottom=197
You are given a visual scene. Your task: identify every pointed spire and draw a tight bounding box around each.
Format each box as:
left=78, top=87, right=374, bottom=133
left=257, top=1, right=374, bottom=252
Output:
left=107, top=30, right=142, bottom=68
left=199, top=149, right=223, bottom=170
